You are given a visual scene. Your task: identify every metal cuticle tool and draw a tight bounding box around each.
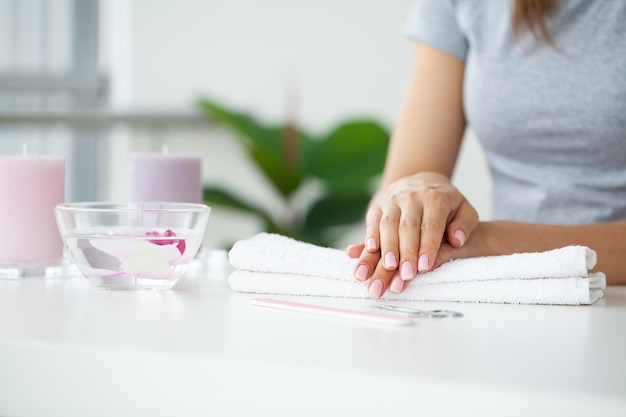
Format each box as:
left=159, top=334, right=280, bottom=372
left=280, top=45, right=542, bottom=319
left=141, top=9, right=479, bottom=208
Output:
left=372, top=304, right=463, bottom=318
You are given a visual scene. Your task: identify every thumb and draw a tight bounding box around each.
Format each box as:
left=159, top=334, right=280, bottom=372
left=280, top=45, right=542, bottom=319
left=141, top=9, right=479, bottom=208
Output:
left=446, top=200, right=479, bottom=247
left=346, top=243, right=365, bottom=259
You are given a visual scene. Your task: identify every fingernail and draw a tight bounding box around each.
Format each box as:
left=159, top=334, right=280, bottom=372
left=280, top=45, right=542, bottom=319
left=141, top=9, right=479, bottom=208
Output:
left=368, top=279, right=384, bottom=298
left=366, top=238, right=377, bottom=252
left=454, top=229, right=466, bottom=246
left=418, top=254, right=429, bottom=272
left=400, top=261, right=414, bottom=280
left=384, top=252, right=397, bottom=269
left=355, top=264, right=369, bottom=281
left=389, top=275, right=404, bottom=294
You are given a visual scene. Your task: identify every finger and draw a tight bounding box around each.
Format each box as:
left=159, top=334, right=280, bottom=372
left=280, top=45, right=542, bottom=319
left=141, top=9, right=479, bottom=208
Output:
left=397, top=207, right=421, bottom=281
left=346, top=243, right=364, bottom=259
left=367, top=259, right=397, bottom=298
left=388, top=272, right=409, bottom=294
left=445, top=200, right=479, bottom=248
left=417, top=192, right=450, bottom=272
left=378, top=205, right=401, bottom=270
left=433, top=242, right=470, bottom=269
left=363, top=207, right=383, bottom=253
left=354, top=247, right=382, bottom=282
left=433, top=243, right=456, bottom=269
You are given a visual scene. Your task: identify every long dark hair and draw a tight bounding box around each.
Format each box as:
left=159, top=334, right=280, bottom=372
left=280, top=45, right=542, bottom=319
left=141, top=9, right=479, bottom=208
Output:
left=512, top=0, right=557, bottom=44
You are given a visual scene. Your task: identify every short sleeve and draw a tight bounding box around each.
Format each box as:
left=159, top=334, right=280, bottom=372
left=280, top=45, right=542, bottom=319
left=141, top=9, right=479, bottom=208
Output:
left=404, top=0, right=468, bottom=61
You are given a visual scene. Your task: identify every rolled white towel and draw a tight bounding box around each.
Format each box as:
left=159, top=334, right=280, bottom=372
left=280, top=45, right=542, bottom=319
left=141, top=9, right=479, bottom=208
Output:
left=228, top=233, right=606, bottom=305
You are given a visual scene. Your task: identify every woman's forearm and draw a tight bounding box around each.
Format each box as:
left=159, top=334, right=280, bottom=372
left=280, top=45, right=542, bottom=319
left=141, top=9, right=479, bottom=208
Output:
left=477, top=221, right=626, bottom=284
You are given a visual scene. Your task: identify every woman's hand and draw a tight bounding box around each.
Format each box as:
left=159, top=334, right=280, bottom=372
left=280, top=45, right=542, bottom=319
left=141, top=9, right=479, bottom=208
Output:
left=349, top=172, right=479, bottom=297
left=348, top=43, right=472, bottom=297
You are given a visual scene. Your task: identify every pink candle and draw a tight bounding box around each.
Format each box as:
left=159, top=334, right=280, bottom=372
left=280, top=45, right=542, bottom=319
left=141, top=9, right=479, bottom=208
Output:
left=130, top=151, right=202, bottom=203
left=0, top=155, right=65, bottom=264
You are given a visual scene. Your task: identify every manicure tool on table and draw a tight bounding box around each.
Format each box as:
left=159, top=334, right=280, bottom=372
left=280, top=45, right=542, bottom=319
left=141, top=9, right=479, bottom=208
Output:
left=372, top=304, right=463, bottom=318
left=250, top=298, right=415, bottom=326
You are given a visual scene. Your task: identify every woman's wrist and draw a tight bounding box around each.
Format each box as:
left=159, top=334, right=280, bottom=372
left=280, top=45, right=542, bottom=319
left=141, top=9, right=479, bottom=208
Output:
left=473, top=221, right=519, bottom=257
left=475, top=220, right=554, bottom=257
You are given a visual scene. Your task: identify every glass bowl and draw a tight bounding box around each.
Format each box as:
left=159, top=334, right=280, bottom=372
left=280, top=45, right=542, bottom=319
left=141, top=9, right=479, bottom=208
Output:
left=55, top=202, right=211, bottom=290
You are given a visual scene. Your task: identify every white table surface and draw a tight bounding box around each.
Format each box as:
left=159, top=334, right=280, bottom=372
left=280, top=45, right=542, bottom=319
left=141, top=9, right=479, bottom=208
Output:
left=1, top=250, right=625, bottom=417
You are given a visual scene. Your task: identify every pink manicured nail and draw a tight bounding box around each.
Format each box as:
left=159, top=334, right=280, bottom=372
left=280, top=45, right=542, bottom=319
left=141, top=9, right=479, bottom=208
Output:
left=355, top=264, right=369, bottom=281
left=418, top=254, right=429, bottom=272
left=384, top=252, right=397, bottom=269
left=400, top=261, right=414, bottom=280
left=368, top=279, right=384, bottom=298
left=366, top=238, right=377, bottom=252
left=389, top=275, right=404, bottom=294
left=454, top=229, right=466, bottom=246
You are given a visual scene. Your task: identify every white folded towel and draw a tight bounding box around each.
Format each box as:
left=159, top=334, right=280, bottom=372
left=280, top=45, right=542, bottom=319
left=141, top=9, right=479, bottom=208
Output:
left=228, top=233, right=606, bottom=305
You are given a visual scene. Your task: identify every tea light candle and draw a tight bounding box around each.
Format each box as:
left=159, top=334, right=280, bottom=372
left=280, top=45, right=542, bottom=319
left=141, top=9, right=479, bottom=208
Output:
left=130, top=147, right=202, bottom=203
left=0, top=152, right=65, bottom=265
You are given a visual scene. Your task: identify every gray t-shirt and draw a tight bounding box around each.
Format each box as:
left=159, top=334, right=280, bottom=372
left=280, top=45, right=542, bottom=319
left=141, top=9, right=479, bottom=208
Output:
left=405, top=0, right=626, bottom=225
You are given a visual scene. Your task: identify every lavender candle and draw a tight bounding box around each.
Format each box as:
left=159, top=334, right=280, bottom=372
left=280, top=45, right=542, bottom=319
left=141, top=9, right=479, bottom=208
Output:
left=130, top=148, right=202, bottom=204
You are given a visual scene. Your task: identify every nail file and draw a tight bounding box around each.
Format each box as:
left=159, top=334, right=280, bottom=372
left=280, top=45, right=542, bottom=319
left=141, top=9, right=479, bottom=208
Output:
left=250, top=298, right=415, bottom=326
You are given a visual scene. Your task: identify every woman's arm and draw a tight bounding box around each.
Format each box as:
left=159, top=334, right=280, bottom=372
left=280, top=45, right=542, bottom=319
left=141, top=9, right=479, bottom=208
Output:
left=354, top=42, right=478, bottom=297
left=380, top=43, right=466, bottom=185
left=435, top=221, right=626, bottom=285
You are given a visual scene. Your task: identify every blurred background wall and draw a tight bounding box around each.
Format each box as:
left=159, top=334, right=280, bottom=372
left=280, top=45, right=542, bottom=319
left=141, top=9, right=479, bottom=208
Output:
left=0, top=0, right=490, bottom=249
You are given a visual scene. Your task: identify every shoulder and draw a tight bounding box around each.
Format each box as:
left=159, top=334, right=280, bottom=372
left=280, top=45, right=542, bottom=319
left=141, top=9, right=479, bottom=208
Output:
left=405, top=0, right=469, bottom=60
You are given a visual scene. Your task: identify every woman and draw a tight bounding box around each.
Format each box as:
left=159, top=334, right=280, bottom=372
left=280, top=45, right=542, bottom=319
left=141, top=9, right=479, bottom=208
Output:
left=348, top=0, right=626, bottom=298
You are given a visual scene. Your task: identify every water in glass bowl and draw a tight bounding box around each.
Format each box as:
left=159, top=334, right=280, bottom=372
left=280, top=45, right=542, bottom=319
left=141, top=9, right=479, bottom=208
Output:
left=63, top=227, right=203, bottom=290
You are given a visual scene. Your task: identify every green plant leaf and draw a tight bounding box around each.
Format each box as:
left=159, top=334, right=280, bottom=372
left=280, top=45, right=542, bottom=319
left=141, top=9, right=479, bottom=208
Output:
left=303, top=119, right=389, bottom=193
left=198, top=98, right=267, bottom=149
left=302, top=192, right=371, bottom=241
left=203, top=186, right=277, bottom=228
left=198, top=97, right=389, bottom=249
left=198, top=98, right=303, bottom=197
